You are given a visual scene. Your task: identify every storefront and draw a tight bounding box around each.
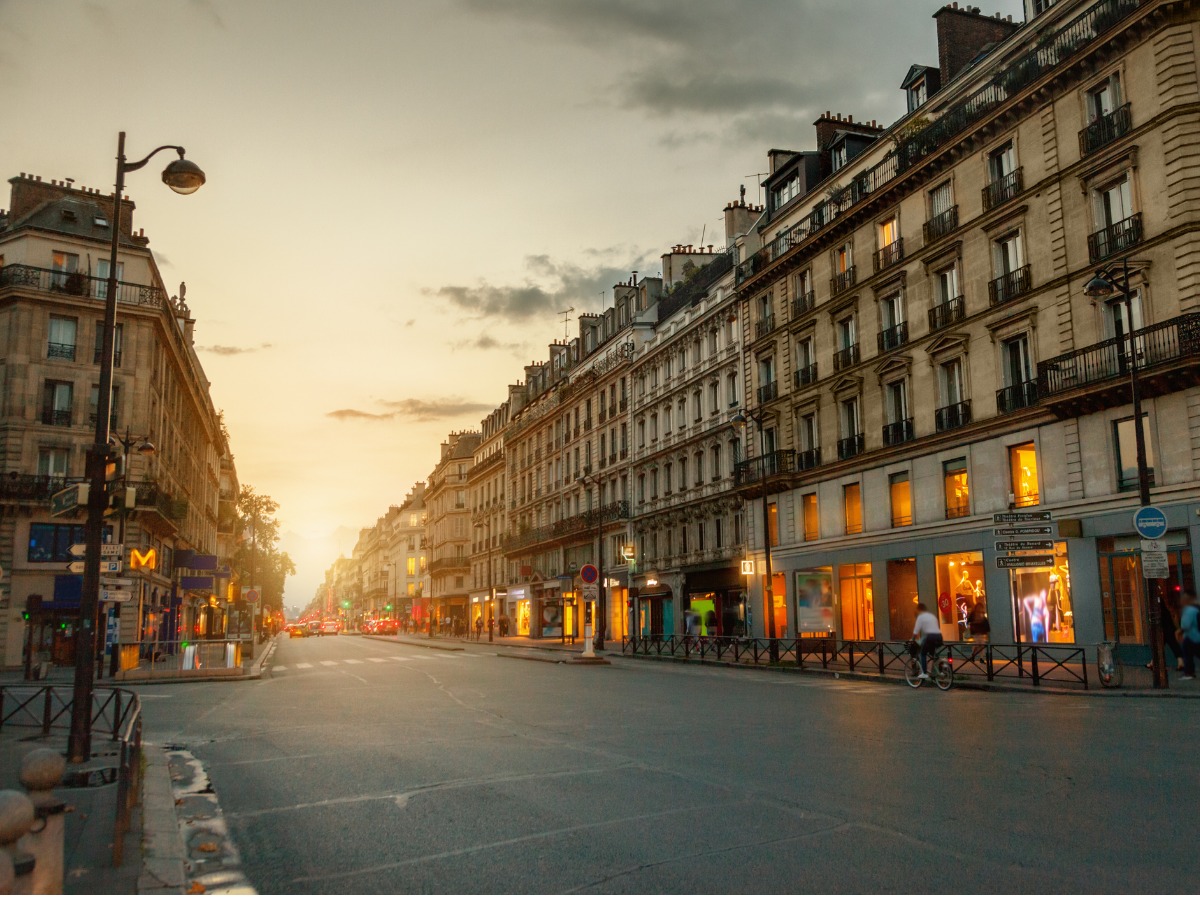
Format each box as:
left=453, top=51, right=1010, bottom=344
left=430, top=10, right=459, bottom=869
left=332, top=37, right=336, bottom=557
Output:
left=636, top=578, right=673, bottom=636
left=469, top=590, right=488, bottom=631
left=506, top=585, right=532, bottom=636
left=682, top=564, right=743, bottom=637
left=534, top=580, right=566, bottom=638
left=1098, top=532, right=1191, bottom=648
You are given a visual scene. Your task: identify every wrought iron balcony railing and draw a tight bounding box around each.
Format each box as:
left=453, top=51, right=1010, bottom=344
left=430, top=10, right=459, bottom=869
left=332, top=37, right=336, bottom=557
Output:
left=0, top=474, right=71, bottom=503
left=501, top=501, right=630, bottom=554
left=935, top=400, right=973, bottom=432
left=0, top=263, right=167, bottom=308
left=755, top=314, right=776, bottom=339
left=1088, top=212, right=1143, bottom=263
left=989, top=265, right=1032, bottom=307
left=792, top=290, right=815, bottom=319
left=47, top=342, right=76, bottom=361
left=734, top=450, right=796, bottom=487
left=996, top=380, right=1040, bottom=414
left=1080, top=102, right=1132, bottom=155
left=928, top=295, right=966, bottom=332
left=923, top=206, right=959, bottom=243
left=41, top=407, right=71, bottom=427
left=837, top=433, right=865, bottom=461
left=875, top=239, right=904, bottom=273
left=982, top=167, right=1023, bottom=211
left=877, top=322, right=909, bottom=353
left=794, top=363, right=817, bottom=389
left=882, top=418, right=915, bottom=446
left=757, top=381, right=779, bottom=404
left=796, top=448, right=821, bottom=471
left=831, top=266, right=857, bottom=296
left=833, top=344, right=860, bottom=372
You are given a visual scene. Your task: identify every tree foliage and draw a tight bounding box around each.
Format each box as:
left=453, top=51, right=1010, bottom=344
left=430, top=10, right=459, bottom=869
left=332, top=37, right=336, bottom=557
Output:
left=232, top=485, right=295, bottom=612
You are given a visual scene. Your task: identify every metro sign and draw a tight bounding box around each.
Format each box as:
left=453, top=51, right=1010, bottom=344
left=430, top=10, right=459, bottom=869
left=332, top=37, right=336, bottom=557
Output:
left=129, top=547, right=157, bottom=570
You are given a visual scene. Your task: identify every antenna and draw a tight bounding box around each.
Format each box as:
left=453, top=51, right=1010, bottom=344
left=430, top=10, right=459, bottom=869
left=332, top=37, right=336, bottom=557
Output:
left=699, top=223, right=706, bottom=248
left=743, top=173, right=768, bottom=204
left=559, top=306, right=574, bottom=342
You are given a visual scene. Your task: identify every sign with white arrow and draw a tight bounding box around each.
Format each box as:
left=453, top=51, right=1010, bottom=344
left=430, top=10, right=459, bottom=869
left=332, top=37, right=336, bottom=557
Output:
left=100, top=590, right=132, bottom=603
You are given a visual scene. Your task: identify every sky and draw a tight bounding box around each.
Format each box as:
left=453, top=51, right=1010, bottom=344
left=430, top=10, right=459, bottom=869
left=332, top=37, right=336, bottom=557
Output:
left=2, top=0, right=1025, bottom=607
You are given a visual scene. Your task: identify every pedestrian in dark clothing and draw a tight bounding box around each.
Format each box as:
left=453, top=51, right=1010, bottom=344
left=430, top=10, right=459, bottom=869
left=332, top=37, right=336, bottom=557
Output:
left=1177, top=589, right=1200, bottom=680
left=475, top=616, right=484, bottom=640
left=1147, top=591, right=1185, bottom=672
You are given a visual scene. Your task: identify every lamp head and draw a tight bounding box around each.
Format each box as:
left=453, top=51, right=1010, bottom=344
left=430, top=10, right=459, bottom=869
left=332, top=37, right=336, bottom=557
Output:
left=136, top=439, right=156, bottom=456
left=1083, top=271, right=1115, bottom=299
left=731, top=410, right=748, bottom=428
left=162, top=156, right=205, bottom=195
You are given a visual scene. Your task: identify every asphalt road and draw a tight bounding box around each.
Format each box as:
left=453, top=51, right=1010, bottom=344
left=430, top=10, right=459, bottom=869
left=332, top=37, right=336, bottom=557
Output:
left=137, top=634, right=1200, bottom=894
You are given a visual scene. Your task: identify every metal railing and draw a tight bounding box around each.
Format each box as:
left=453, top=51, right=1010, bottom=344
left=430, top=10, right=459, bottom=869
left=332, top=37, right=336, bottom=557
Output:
left=733, top=450, right=795, bottom=486
left=757, top=381, right=779, bottom=404
left=0, top=263, right=167, bottom=308
left=996, top=380, right=1039, bottom=414
left=837, top=432, right=864, bottom=460
left=792, top=290, right=815, bottom=319
left=877, top=322, right=908, bottom=352
left=794, top=363, right=817, bottom=389
left=831, top=266, right=857, bottom=296
left=833, top=344, right=860, bottom=371
left=1088, top=212, right=1142, bottom=262
left=883, top=418, right=914, bottom=446
left=1080, top=102, right=1132, bottom=155
left=928, top=295, right=965, bottom=331
left=875, top=239, right=904, bottom=272
left=989, top=265, right=1032, bottom=306
left=754, top=314, right=775, bottom=339
left=0, top=473, right=72, bottom=502
left=982, top=167, right=1023, bottom=210
left=623, top=636, right=1091, bottom=689
left=935, top=400, right=972, bottom=432
left=923, top=206, right=959, bottom=243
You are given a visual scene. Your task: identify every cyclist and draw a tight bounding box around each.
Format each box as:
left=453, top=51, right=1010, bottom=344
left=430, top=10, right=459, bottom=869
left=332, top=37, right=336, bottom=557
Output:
left=912, top=602, right=944, bottom=680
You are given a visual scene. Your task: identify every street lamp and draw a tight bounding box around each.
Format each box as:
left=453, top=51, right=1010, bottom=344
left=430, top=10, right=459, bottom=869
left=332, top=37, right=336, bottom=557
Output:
left=68, top=133, right=205, bottom=763
left=1082, top=259, right=1167, bottom=689
left=731, top=408, right=779, bottom=663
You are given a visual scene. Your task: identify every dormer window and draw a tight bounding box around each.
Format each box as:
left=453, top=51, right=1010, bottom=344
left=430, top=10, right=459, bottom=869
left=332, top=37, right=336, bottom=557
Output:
left=771, top=172, right=801, bottom=211
left=831, top=142, right=848, bottom=172
left=907, top=78, right=927, bottom=113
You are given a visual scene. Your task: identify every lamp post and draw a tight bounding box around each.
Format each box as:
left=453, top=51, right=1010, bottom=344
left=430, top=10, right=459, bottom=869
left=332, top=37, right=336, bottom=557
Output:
left=1083, top=260, right=1167, bottom=689
left=731, top=408, right=779, bottom=663
left=104, top=430, right=155, bottom=678
left=68, top=133, right=204, bottom=763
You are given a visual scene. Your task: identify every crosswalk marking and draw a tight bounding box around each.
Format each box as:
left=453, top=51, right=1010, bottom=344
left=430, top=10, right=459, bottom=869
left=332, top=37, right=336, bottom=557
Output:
left=320, top=660, right=339, bottom=666
left=345, top=659, right=363, bottom=665
left=273, top=665, right=287, bottom=671
left=296, top=663, right=313, bottom=669
left=390, top=656, right=410, bottom=661
left=367, top=657, right=387, bottom=663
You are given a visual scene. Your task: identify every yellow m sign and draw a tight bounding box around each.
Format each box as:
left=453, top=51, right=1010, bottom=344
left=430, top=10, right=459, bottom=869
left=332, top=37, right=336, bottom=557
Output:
left=129, top=547, right=157, bottom=571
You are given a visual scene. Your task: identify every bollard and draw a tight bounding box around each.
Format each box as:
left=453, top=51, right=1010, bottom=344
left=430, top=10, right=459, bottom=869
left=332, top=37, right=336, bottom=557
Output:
left=18, top=750, right=66, bottom=895
left=0, top=791, right=35, bottom=894
left=0, top=847, right=14, bottom=893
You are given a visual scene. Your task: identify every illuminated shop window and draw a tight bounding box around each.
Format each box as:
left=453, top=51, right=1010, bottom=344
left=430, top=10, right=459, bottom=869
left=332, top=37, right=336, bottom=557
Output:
left=1009, top=442, right=1040, bottom=507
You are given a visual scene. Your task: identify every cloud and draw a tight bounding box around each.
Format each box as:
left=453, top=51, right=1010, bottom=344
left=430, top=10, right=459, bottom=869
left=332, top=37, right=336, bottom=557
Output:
left=199, top=342, right=273, bottom=356
left=450, top=334, right=525, bottom=355
left=426, top=250, right=658, bottom=323
left=327, top=397, right=494, bottom=422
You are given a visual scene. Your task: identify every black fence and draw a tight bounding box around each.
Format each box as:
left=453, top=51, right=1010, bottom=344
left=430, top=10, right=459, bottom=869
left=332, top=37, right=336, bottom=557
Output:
left=622, top=635, right=1091, bottom=690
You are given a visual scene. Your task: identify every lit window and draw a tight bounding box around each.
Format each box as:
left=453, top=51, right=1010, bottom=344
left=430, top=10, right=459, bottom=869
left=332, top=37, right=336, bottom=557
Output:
left=1009, top=442, right=1039, bottom=507
left=844, top=483, right=863, bottom=535
left=944, top=458, right=970, bottom=519
left=890, top=472, right=912, bottom=527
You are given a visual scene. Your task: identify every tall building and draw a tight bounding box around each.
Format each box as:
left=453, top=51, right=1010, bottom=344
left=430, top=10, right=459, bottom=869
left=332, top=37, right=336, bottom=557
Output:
left=727, top=0, right=1199, bottom=659
left=468, top=401, right=509, bottom=630
left=388, top=482, right=428, bottom=627
left=426, top=431, right=480, bottom=630
left=0, top=173, right=234, bottom=669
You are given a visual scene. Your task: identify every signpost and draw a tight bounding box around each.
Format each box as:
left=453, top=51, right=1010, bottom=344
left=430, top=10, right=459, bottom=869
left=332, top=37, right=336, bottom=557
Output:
left=993, top=512, right=1057, bottom=570
left=1139, top=538, right=1170, bottom=580
left=995, top=540, right=1056, bottom=553
left=993, top=511, right=1053, bottom=524
left=51, top=483, right=88, bottom=517
left=579, top=565, right=598, bottom=657
left=996, top=554, right=1055, bottom=569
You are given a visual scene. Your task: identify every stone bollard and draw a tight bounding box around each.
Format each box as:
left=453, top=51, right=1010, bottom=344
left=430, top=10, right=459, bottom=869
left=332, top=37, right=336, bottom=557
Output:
left=0, top=791, right=35, bottom=894
left=18, top=750, right=66, bottom=895
left=0, top=847, right=14, bottom=893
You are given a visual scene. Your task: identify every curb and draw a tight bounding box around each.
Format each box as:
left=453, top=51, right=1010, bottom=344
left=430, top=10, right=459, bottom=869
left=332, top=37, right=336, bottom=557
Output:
left=138, top=745, right=187, bottom=894
left=112, top=636, right=279, bottom=687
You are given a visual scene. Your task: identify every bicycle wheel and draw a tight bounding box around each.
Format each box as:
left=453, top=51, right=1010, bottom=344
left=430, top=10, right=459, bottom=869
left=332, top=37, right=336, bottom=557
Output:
left=934, top=658, right=954, bottom=691
left=904, top=656, right=923, bottom=688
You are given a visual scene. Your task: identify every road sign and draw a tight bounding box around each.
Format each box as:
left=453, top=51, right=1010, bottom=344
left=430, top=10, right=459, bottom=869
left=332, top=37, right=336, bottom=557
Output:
left=243, top=588, right=260, bottom=605
left=1133, top=506, right=1168, bottom=541
left=1141, top=551, right=1170, bottom=579
left=741, top=560, right=755, bottom=575
left=100, top=590, right=132, bottom=603
left=580, top=564, right=599, bottom=584
left=102, top=559, right=122, bottom=574
left=50, top=483, right=88, bottom=517
left=993, top=511, right=1052, bottom=524
left=995, top=540, right=1055, bottom=552
left=68, top=542, right=122, bottom=558
left=101, top=578, right=136, bottom=588
left=993, top=525, right=1053, bottom=536
left=581, top=583, right=599, bottom=603
left=67, top=561, right=86, bottom=574
left=995, top=554, right=1056, bottom=569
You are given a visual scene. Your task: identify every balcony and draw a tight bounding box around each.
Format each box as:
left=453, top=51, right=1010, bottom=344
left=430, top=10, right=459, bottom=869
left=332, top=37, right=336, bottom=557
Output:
left=429, top=555, right=469, bottom=575
left=0, top=263, right=167, bottom=308
left=792, top=291, right=815, bottom=320
left=837, top=433, right=865, bottom=460
left=982, top=168, right=1023, bottom=211
left=796, top=448, right=821, bottom=471
left=833, top=344, right=860, bottom=372
left=996, top=380, right=1040, bottom=414
left=989, top=265, right=1032, bottom=307
left=923, top=206, right=959, bottom=244
left=757, top=381, right=779, bottom=404
left=93, top=348, right=122, bottom=366
left=928, top=295, right=965, bottom=332
left=127, top=480, right=187, bottom=534
left=1080, top=102, right=1132, bottom=156
left=831, top=266, right=857, bottom=296
left=501, top=500, right=630, bottom=554
left=1088, top=212, right=1143, bottom=263
left=41, top=407, right=71, bottom=427
left=874, top=239, right=904, bottom=273
left=935, top=400, right=973, bottom=432
left=882, top=418, right=915, bottom=446
left=794, top=363, right=817, bottom=389
left=47, top=342, right=76, bottom=361
left=734, top=450, right=796, bottom=493
left=1037, top=313, right=1200, bottom=417
left=0, top=474, right=70, bottom=503
left=877, top=322, right=909, bottom=353
left=755, top=314, right=776, bottom=340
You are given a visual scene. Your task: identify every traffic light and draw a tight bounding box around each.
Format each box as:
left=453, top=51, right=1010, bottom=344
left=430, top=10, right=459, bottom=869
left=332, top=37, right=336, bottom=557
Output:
left=23, top=594, right=42, bottom=622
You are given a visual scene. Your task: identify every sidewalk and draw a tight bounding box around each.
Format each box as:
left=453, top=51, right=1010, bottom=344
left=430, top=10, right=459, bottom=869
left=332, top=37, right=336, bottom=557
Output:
left=354, top=629, right=617, bottom=658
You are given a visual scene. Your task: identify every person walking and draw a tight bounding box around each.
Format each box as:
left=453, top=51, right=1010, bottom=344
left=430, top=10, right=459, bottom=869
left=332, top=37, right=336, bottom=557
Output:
left=966, top=600, right=990, bottom=662
left=1177, top=589, right=1200, bottom=681
left=1148, top=590, right=1185, bottom=672
left=474, top=615, right=484, bottom=641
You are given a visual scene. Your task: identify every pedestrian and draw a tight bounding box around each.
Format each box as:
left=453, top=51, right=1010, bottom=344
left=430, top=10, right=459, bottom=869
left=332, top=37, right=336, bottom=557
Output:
left=912, top=601, right=944, bottom=679
left=966, top=600, right=990, bottom=662
left=704, top=608, right=718, bottom=637
left=1177, top=589, right=1200, bottom=681
left=1147, top=590, right=1185, bottom=672
left=475, top=615, right=484, bottom=640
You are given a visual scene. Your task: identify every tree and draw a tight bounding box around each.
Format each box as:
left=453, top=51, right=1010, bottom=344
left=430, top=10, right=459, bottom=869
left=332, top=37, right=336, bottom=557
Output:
left=232, top=486, right=295, bottom=613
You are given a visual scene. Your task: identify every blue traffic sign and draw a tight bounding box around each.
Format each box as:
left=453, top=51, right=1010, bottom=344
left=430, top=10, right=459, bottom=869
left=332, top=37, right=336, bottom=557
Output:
left=1133, top=506, right=1168, bottom=541
left=580, top=564, right=599, bottom=584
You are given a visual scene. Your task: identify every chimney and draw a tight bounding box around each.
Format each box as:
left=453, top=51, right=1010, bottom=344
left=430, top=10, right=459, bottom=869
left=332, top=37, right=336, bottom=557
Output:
left=725, top=198, right=759, bottom=247
left=933, top=3, right=1020, bottom=87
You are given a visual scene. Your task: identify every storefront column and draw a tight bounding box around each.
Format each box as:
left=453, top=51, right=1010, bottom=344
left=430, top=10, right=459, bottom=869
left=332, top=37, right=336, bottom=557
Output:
left=870, top=564, right=890, bottom=643
left=1065, top=536, right=1104, bottom=646
left=916, top=553, right=938, bottom=635
left=980, top=550, right=1015, bottom=644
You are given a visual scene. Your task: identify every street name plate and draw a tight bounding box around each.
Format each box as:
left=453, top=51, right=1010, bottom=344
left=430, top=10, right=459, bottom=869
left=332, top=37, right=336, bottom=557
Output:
left=993, top=525, right=1053, bottom=536
left=995, top=554, right=1056, bottom=569
left=101, top=590, right=132, bottom=603
left=995, top=540, right=1056, bottom=552
left=50, top=483, right=87, bottom=517
left=993, top=511, right=1053, bottom=523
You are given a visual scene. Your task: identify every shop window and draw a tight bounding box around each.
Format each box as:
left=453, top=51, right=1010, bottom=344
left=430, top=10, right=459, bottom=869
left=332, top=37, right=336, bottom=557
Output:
left=1009, top=442, right=1040, bottom=507
left=944, top=458, right=970, bottom=518
left=936, top=551, right=985, bottom=641
left=767, top=502, right=779, bottom=547
left=795, top=568, right=834, bottom=635
left=1114, top=414, right=1154, bottom=492
left=1012, top=542, right=1073, bottom=643
left=843, top=483, right=863, bottom=535
left=886, top=558, right=919, bottom=639
left=28, top=523, right=87, bottom=563
left=838, top=563, right=874, bottom=640
left=802, top=492, right=819, bottom=541
left=890, top=472, right=912, bottom=527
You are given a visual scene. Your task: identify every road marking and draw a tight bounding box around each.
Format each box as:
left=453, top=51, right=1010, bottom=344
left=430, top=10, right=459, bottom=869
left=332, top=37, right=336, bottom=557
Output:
left=390, top=656, right=411, bottom=661
left=273, top=665, right=288, bottom=671
left=367, top=657, right=387, bottom=663
left=320, top=660, right=339, bottom=666
left=296, top=663, right=313, bottom=669
left=345, top=659, right=364, bottom=665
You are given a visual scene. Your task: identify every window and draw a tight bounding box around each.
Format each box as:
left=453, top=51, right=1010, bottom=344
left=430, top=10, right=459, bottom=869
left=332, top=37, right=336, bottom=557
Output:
left=38, top=448, right=69, bottom=478
left=837, top=315, right=856, bottom=350
left=890, top=472, right=912, bottom=527
left=940, top=358, right=966, bottom=407
left=935, top=264, right=959, bottom=305
left=50, top=251, right=79, bottom=290
left=840, top=396, right=861, bottom=439
left=1086, top=73, right=1121, bottom=123
left=988, top=141, right=1015, bottom=181
left=994, top=231, right=1024, bottom=276
left=94, top=259, right=123, bottom=299
left=47, top=316, right=77, bottom=360
left=831, top=142, right=847, bottom=172
left=42, top=381, right=73, bottom=426
left=1009, top=442, right=1040, bottom=507
left=907, top=76, right=928, bottom=113
left=1095, top=176, right=1132, bottom=231
left=694, top=451, right=704, bottom=485
left=878, top=216, right=899, bottom=249
left=929, top=181, right=953, bottom=217
left=798, top=412, right=818, bottom=453
left=407, top=558, right=416, bottom=576
left=879, top=292, right=906, bottom=351
left=767, top=502, right=779, bottom=547
left=28, top=522, right=88, bottom=563
left=708, top=381, right=718, bottom=416
left=1002, top=334, right=1033, bottom=388
left=650, top=468, right=659, bottom=499
left=834, top=243, right=852, bottom=274
left=843, top=483, right=863, bottom=535
left=944, top=458, right=970, bottom=518
left=1114, top=414, right=1155, bottom=492
left=802, top=493, right=819, bottom=541
left=710, top=445, right=721, bottom=481
left=650, top=413, right=658, bottom=441
left=885, top=380, right=910, bottom=440
left=726, top=372, right=738, bottom=408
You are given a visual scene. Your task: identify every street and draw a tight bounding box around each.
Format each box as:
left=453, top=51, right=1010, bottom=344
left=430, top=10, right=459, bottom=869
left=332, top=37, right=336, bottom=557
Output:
left=138, top=634, right=1199, bottom=894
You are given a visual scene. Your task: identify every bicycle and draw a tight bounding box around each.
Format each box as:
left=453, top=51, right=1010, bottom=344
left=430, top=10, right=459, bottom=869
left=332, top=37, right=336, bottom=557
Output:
left=905, top=640, right=954, bottom=690
left=1096, top=640, right=1124, bottom=688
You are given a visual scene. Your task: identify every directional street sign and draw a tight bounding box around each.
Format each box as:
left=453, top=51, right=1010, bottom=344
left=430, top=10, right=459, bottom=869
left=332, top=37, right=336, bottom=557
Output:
left=68, top=543, right=122, bottom=558
left=101, top=578, right=136, bottom=589
left=70, top=559, right=123, bottom=574
left=100, top=590, right=132, bottom=603
left=50, top=483, right=88, bottom=517
left=994, top=511, right=1053, bottom=524
left=995, top=554, right=1055, bottom=569
left=995, top=540, right=1056, bottom=552
left=67, top=561, right=86, bottom=574
left=993, top=525, right=1053, bottom=537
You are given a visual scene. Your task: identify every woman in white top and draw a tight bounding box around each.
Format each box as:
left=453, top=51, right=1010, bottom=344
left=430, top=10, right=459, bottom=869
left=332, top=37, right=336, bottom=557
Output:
left=912, top=602, right=944, bottom=678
